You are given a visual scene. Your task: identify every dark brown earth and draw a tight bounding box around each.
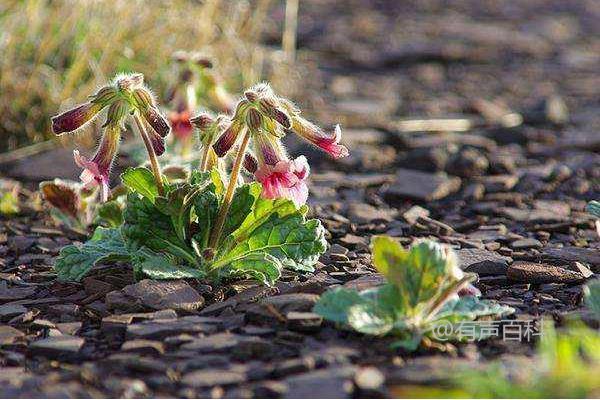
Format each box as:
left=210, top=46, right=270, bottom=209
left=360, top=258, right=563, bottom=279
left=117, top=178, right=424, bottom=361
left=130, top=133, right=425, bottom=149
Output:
left=1, top=0, right=599, bottom=397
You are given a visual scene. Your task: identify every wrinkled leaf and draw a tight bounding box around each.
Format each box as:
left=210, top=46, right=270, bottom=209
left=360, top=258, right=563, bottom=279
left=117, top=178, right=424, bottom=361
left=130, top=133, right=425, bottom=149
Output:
left=54, top=227, right=130, bottom=281
left=232, top=195, right=300, bottom=242
left=122, top=194, right=196, bottom=265
left=347, top=302, right=394, bottom=335
left=586, top=201, right=600, bottom=218
left=372, top=237, right=458, bottom=312
left=222, top=252, right=282, bottom=286
left=313, top=287, right=368, bottom=324
left=219, top=212, right=326, bottom=272
left=221, top=182, right=261, bottom=242
left=432, top=296, right=514, bottom=323
left=135, top=252, right=206, bottom=280
left=94, top=200, right=124, bottom=227
left=121, top=167, right=159, bottom=203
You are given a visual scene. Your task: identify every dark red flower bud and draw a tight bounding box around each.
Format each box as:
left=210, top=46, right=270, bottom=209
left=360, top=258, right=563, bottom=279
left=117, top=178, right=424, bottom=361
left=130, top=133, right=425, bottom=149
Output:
left=243, top=153, right=258, bottom=173
left=51, top=102, right=103, bottom=135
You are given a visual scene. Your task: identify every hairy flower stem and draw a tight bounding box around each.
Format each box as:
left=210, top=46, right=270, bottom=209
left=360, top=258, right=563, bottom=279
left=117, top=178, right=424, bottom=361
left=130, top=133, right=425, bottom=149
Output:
left=208, top=129, right=251, bottom=249
left=199, top=144, right=211, bottom=172
left=133, top=114, right=165, bottom=196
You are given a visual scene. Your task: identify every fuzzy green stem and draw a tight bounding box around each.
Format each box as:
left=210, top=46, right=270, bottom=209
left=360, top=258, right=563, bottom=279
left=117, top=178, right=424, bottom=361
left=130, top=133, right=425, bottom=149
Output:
left=199, top=143, right=211, bottom=172
left=208, top=129, right=251, bottom=249
left=133, top=113, right=164, bottom=196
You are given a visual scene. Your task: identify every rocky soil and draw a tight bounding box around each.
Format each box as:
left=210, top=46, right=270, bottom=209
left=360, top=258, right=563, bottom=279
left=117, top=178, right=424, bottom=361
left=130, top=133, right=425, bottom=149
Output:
left=1, top=0, right=599, bottom=397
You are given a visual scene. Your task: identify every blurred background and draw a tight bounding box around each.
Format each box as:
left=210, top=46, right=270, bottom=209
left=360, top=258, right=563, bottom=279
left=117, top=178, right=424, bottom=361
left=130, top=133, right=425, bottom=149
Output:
left=1, top=0, right=599, bottom=167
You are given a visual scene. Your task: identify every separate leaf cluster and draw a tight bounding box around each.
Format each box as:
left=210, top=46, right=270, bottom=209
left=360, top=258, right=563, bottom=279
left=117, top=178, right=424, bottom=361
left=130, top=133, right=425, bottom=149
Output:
left=40, top=179, right=124, bottom=230
left=55, top=167, right=327, bottom=285
left=314, top=236, right=513, bottom=350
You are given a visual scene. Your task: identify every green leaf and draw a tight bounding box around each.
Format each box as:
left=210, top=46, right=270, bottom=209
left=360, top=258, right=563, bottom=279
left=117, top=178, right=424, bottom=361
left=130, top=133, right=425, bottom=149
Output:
left=54, top=227, right=130, bottom=281
left=134, top=252, right=206, bottom=280
left=221, top=252, right=282, bottom=286
left=122, top=194, right=197, bottom=265
left=232, top=196, right=299, bottom=242
left=0, top=191, right=19, bottom=215
left=155, top=181, right=211, bottom=243
left=371, top=237, right=459, bottom=313
left=313, top=287, right=368, bottom=324
left=218, top=212, right=327, bottom=273
left=586, top=201, right=600, bottom=218
left=584, top=280, right=600, bottom=319
left=191, top=186, right=219, bottom=250
left=94, top=200, right=124, bottom=227
left=432, top=296, right=514, bottom=323
left=121, top=167, right=159, bottom=203
left=221, top=182, right=261, bottom=242
left=347, top=302, right=394, bottom=335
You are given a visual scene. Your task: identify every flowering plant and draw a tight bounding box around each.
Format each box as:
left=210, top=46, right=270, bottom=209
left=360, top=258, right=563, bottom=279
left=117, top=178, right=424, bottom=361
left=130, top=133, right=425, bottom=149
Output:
left=51, top=75, right=346, bottom=285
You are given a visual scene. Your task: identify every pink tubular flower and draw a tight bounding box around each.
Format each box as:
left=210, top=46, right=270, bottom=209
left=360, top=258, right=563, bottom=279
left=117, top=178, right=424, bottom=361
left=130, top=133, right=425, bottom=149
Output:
left=290, top=120, right=349, bottom=159
left=255, top=156, right=310, bottom=206
left=73, top=124, right=121, bottom=202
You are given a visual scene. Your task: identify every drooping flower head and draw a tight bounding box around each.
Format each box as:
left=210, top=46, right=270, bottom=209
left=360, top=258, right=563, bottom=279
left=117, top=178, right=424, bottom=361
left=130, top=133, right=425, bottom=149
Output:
left=210, top=83, right=348, bottom=205
left=49, top=73, right=171, bottom=202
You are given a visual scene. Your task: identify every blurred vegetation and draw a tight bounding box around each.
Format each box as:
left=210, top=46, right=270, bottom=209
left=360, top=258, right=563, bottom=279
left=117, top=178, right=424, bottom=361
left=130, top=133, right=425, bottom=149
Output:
left=0, top=0, right=277, bottom=152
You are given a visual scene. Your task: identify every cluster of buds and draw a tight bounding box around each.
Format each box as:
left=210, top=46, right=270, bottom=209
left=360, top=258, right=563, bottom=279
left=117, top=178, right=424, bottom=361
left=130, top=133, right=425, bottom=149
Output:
left=208, top=83, right=348, bottom=206
left=51, top=73, right=170, bottom=201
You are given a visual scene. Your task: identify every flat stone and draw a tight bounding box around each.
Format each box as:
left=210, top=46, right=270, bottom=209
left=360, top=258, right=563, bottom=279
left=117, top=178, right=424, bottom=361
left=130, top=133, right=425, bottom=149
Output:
left=481, top=175, right=519, bottom=192
left=7, top=236, right=35, bottom=252
left=0, top=284, right=37, bottom=301
left=511, top=238, right=543, bottom=250
left=182, top=368, right=246, bottom=388
left=507, top=261, right=586, bottom=284
left=0, top=326, right=24, bottom=345
left=121, top=339, right=165, bottom=356
left=262, top=294, right=320, bottom=313
left=28, top=335, right=84, bottom=357
left=344, top=274, right=386, bottom=291
left=383, top=168, right=461, bottom=202
left=457, top=248, right=511, bottom=275
left=346, top=203, right=396, bottom=224
left=497, top=207, right=567, bottom=223
left=284, top=366, right=356, bottom=398
left=286, top=312, right=323, bottom=332
left=180, top=333, right=242, bottom=353
left=111, top=279, right=204, bottom=312
left=0, top=304, right=27, bottom=320
left=126, top=316, right=219, bottom=339
left=542, top=247, right=600, bottom=272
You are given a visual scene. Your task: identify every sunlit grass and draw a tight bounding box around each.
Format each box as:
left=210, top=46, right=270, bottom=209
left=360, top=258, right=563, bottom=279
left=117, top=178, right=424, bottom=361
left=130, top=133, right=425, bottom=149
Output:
left=0, top=0, right=274, bottom=152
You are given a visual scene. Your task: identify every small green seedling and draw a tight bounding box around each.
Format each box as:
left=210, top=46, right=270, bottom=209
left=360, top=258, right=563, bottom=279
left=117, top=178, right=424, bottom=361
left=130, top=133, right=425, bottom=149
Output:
left=314, top=236, right=513, bottom=350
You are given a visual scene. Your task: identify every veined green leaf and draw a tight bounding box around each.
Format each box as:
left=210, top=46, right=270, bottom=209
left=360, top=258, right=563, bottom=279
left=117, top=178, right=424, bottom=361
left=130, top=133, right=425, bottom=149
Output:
left=134, top=252, right=206, bottom=280
left=54, top=227, right=131, bottom=281
left=232, top=196, right=299, bottom=242
left=122, top=194, right=197, bottom=265
left=431, top=296, right=514, bottom=323
left=347, top=302, right=394, bottom=335
left=313, top=287, right=370, bottom=324
left=121, top=167, right=159, bottom=203
left=94, top=200, right=124, bottom=227
left=221, top=252, right=282, bottom=286
left=221, top=182, right=261, bottom=242
left=217, top=213, right=326, bottom=272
